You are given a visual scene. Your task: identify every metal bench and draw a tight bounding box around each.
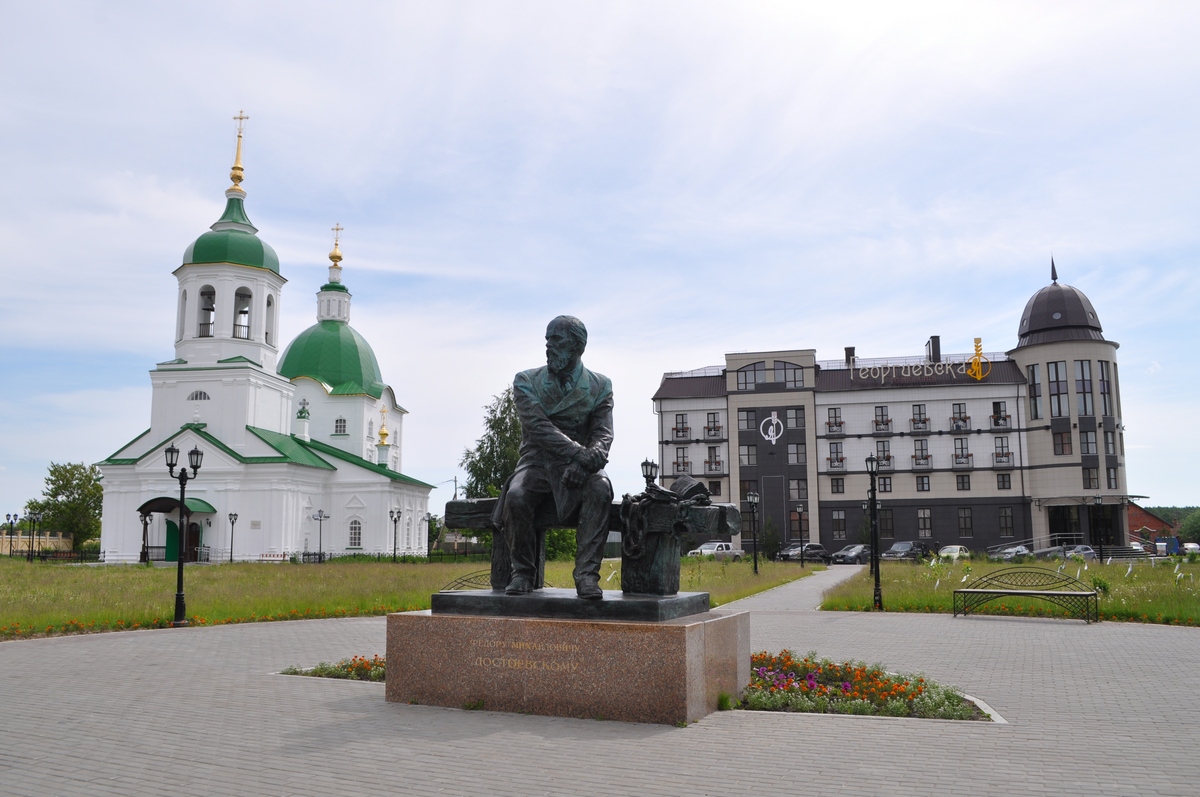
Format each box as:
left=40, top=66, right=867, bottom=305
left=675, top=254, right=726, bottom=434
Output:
left=954, top=567, right=1099, bottom=623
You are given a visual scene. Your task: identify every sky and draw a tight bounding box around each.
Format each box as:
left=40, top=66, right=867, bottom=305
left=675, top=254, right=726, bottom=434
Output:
left=1, top=1, right=1198, bottom=515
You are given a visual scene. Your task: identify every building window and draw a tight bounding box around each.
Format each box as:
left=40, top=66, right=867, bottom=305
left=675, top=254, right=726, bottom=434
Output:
left=1098, top=361, right=1113, bottom=416
left=1048, top=361, right=1069, bottom=418
left=187, top=390, right=211, bottom=401
left=992, top=401, right=1008, bottom=426
left=912, top=404, right=927, bottom=422
left=876, top=440, right=890, bottom=463
left=706, top=412, right=721, bottom=436
left=874, top=406, right=889, bottom=431
left=956, top=475, right=971, bottom=491
left=878, top=476, right=891, bottom=493
left=739, top=445, right=757, bottom=466
left=1052, top=432, right=1072, bottom=456
left=997, top=473, right=1012, bottom=490
left=827, top=407, right=843, bottom=432
left=952, top=403, right=968, bottom=421
left=785, top=407, right=805, bottom=429
left=1027, top=364, right=1043, bottom=420
left=738, top=409, right=756, bottom=431
left=1104, top=431, right=1116, bottom=456
left=1079, top=431, right=1097, bottom=455
left=368, top=420, right=374, bottom=438
left=1107, top=467, right=1118, bottom=489
left=790, top=510, right=809, bottom=536
left=198, top=286, right=216, bottom=337
left=334, top=417, right=347, bottom=435
left=739, top=480, right=758, bottom=498
left=832, top=510, right=846, bottom=540
left=879, top=509, right=894, bottom=539
left=788, top=479, right=807, bottom=500
left=914, top=439, right=929, bottom=458
left=348, top=519, right=362, bottom=548
left=995, top=437, right=1010, bottom=455
left=708, top=481, right=721, bottom=496
left=775, top=361, right=803, bottom=388
left=1082, top=468, right=1100, bottom=490
left=998, top=507, right=1014, bottom=537
left=675, top=447, right=689, bottom=473
left=737, top=361, right=766, bottom=390
left=958, top=508, right=973, bottom=538
left=233, top=289, right=252, bottom=340
left=954, top=438, right=970, bottom=460
left=917, top=508, right=932, bottom=538
left=1075, top=360, right=1094, bottom=416
left=830, top=478, right=844, bottom=494
left=674, top=413, right=689, bottom=438
left=707, top=446, right=721, bottom=472
left=787, top=443, right=806, bottom=465
left=916, top=475, right=930, bottom=492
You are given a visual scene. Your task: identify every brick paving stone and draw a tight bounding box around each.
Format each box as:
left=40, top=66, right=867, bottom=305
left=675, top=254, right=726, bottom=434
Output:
left=2, top=566, right=1199, bottom=796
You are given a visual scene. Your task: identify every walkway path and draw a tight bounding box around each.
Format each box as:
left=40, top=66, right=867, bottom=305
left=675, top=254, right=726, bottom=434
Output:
left=2, top=566, right=1197, bottom=796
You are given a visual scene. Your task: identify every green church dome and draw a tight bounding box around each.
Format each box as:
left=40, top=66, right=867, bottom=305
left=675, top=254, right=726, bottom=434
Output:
left=182, top=195, right=280, bottom=274
left=279, top=320, right=385, bottom=398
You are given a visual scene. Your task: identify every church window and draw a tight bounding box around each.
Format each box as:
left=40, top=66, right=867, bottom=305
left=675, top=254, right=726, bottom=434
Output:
left=334, top=417, right=347, bottom=435
left=198, top=286, right=216, bottom=337
left=187, top=391, right=211, bottom=401
left=233, top=289, right=252, bottom=340
left=265, top=296, right=275, bottom=346
left=177, top=290, right=188, bottom=341
left=368, top=420, right=374, bottom=438
left=348, top=519, right=362, bottom=548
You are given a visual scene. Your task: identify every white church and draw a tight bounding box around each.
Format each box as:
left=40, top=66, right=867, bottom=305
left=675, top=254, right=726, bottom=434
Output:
left=98, top=126, right=432, bottom=563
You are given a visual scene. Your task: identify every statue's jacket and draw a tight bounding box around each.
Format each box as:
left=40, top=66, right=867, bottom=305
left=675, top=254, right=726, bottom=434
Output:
left=491, top=361, right=614, bottom=529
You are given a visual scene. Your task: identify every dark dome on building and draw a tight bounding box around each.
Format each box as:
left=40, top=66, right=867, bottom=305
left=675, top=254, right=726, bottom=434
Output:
left=1015, top=264, right=1106, bottom=348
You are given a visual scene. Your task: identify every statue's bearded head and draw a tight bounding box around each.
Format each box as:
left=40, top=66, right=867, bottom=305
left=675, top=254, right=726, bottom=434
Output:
left=546, top=316, right=587, bottom=376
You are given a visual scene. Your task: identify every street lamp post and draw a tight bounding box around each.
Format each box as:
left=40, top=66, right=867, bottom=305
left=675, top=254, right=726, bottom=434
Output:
left=166, top=443, right=203, bottom=627
left=389, top=509, right=400, bottom=563
left=311, top=511, right=329, bottom=562
left=865, top=455, right=883, bottom=611
left=1093, top=495, right=1104, bottom=562
left=139, top=512, right=151, bottom=563
left=641, top=458, right=659, bottom=487
left=747, top=491, right=760, bottom=575
left=6, top=513, right=17, bottom=557
left=228, top=513, right=238, bottom=563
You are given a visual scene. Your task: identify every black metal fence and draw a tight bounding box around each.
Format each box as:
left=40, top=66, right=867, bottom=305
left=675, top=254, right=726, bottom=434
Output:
left=294, top=547, right=493, bottom=564
left=6, top=550, right=104, bottom=563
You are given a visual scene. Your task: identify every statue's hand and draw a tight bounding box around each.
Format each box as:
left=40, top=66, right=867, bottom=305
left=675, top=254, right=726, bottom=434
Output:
left=575, top=447, right=607, bottom=473
left=562, top=462, right=589, bottom=489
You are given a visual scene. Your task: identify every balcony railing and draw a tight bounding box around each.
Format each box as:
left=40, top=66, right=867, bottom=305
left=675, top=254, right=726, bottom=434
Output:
left=233, top=324, right=250, bottom=340
left=953, top=453, right=974, bottom=470
left=198, top=322, right=214, bottom=338
left=876, top=455, right=894, bottom=471
left=950, top=416, right=971, bottom=432
left=872, top=419, right=893, bottom=434
left=827, top=457, right=846, bottom=471
left=672, top=461, right=691, bottom=475
left=993, top=452, right=1014, bottom=469
left=912, top=455, right=932, bottom=470
left=826, top=421, right=845, bottom=436
left=704, top=425, right=722, bottom=438
left=704, top=459, right=724, bottom=474
left=672, top=426, right=690, bottom=439
left=990, top=414, right=1011, bottom=430
left=910, top=418, right=930, bottom=433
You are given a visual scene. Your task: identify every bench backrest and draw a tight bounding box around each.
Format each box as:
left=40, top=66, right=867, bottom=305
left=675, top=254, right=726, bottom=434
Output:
left=963, top=567, right=1091, bottom=592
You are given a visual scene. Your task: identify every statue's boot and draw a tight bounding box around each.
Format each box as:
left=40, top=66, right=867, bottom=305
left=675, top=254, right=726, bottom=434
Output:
left=505, top=574, right=534, bottom=595
left=575, top=576, right=602, bottom=600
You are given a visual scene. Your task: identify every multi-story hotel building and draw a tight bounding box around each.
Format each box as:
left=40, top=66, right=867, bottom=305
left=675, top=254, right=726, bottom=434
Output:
left=651, top=269, right=1131, bottom=553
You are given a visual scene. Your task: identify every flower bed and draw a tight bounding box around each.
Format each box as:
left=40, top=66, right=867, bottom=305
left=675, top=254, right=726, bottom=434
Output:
left=741, top=650, right=985, bottom=720
left=281, top=655, right=385, bottom=682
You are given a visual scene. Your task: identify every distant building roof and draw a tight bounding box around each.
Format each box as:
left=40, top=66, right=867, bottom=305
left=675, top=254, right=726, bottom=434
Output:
left=816, top=359, right=1025, bottom=391
left=652, top=374, right=728, bottom=400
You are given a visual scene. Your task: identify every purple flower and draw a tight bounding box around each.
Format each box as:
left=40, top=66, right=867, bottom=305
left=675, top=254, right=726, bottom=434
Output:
left=842, top=682, right=852, bottom=692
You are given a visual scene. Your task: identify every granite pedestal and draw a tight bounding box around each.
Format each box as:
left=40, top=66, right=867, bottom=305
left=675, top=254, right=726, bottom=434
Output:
left=386, top=594, right=749, bottom=725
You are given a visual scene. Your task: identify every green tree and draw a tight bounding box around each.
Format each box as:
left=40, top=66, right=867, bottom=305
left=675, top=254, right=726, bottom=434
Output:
left=459, top=387, right=521, bottom=499
left=25, top=462, right=103, bottom=549
left=1181, top=510, right=1200, bottom=543
left=760, top=517, right=782, bottom=561
left=545, top=528, right=577, bottom=561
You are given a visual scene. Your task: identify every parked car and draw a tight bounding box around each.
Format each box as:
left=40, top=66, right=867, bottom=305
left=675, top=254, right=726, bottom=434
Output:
left=993, top=545, right=1032, bottom=561
left=880, top=541, right=933, bottom=562
left=1062, top=545, right=1096, bottom=561
left=776, top=543, right=829, bottom=563
left=1129, top=541, right=1145, bottom=553
left=938, top=545, right=972, bottom=560
left=686, top=541, right=744, bottom=561
left=830, top=544, right=871, bottom=565
left=1183, top=543, right=1200, bottom=555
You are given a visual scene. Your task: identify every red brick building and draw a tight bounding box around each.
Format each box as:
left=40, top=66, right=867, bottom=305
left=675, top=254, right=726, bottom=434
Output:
left=1127, top=503, right=1175, bottom=542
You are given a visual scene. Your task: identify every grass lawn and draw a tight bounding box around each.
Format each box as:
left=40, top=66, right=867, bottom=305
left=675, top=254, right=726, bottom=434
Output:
left=0, top=556, right=812, bottom=639
left=821, top=558, right=1200, bottom=625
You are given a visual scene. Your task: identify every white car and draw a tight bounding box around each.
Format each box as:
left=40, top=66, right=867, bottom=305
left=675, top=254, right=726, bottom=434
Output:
left=938, top=545, right=971, bottom=560
left=1183, top=542, right=1200, bottom=555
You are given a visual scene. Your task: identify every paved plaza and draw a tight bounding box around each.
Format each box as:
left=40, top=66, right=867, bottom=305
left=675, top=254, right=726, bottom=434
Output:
left=2, top=566, right=1198, bottom=796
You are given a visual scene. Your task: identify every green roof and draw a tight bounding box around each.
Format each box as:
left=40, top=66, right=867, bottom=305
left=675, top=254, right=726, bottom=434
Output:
left=97, top=424, right=431, bottom=488
left=278, top=320, right=385, bottom=398
left=320, top=282, right=349, bottom=293
left=181, top=195, right=280, bottom=273
left=186, top=497, right=218, bottom=514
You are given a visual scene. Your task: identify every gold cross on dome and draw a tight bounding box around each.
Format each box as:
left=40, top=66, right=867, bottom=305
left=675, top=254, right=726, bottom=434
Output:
left=331, top=223, right=344, bottom=245
left=233, top=110, right=249, bottom=134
